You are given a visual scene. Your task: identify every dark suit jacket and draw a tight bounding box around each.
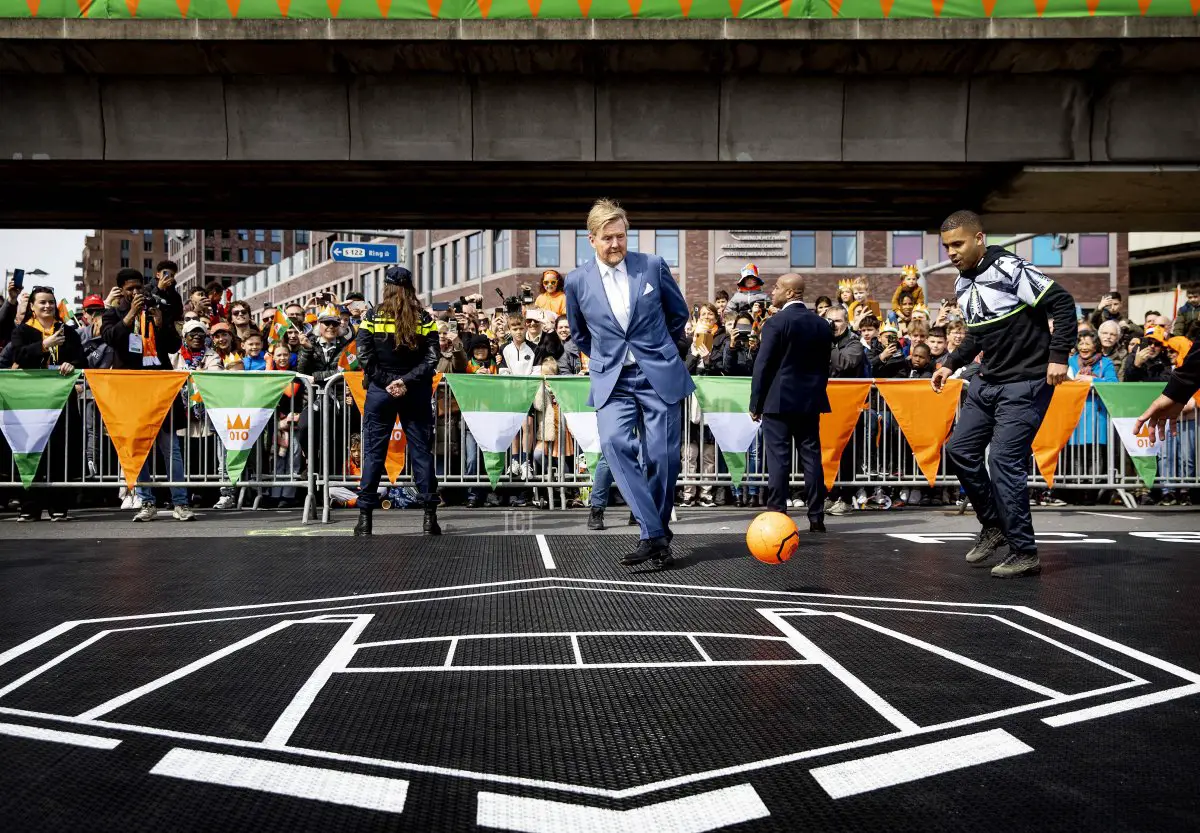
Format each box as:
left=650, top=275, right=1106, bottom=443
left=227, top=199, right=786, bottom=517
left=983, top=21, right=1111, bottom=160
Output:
left=750, top=302, right=832, bottom=416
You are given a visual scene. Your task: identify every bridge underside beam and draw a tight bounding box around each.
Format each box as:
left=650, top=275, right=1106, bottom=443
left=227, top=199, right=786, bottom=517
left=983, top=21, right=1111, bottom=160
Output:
left=1, top=160, right=1198, bottom=232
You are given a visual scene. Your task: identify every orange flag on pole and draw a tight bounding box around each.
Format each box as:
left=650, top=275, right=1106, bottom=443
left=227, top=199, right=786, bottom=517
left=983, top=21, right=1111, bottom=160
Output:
left=1031, top=380, right=1091, bottom=489
left=875, top=378, right=963, bottom=487
left=819, top=380, right=872, bottom=489
left=85, top=370, right=190, bottom=489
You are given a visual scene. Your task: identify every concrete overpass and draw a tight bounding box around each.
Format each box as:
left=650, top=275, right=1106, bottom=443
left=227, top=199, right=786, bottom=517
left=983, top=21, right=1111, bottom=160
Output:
left=1, top=17, right=1199, bottom=231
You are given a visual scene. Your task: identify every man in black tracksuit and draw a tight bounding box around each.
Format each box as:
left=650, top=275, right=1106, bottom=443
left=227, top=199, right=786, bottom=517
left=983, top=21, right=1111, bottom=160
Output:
left=1136, top=329, right=1200, bottom=437
left=931, top=211, right=1076, bottom=578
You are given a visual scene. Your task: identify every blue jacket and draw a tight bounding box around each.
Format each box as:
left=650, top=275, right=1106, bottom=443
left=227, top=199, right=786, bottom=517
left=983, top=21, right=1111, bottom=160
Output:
left=1068, top=354, right=1117, bottom=445
left=565, top=251, right=694, bottom=408
left=750, top=302, right=832, bottom=415
left=243, top=353, right=268, bottom=371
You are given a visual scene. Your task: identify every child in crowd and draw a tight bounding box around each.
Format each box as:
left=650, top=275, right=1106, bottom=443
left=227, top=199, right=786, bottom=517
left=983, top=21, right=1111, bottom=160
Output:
left=848, top=276, right=882, bottom=327
left=836, top=279, right=855, bottom=309
left=890, top=265, right=925, bottom=318
left=240, top=330, right=267, bottom=370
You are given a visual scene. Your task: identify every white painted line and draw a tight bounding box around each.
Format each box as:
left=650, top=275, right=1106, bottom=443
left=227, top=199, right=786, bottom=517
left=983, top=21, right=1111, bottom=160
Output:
left=0, top=621, right=82, bottom=671
left=261, top=616, right=374, bottom=748
left=0, top=631, right=112, bottom=699
left=341, top=660, right=813, bottom=673
left=1076, top=511, right=1143, bottom=521
left=150, top=748, right=408, bottom=813
left=536, top=534, right=556, bottom=570
left=759, top=610, right=920, bottom=733
left=0, top=721, right=120, bottom=750
left=77, top=621, right=297, bottom=720
left=687, top=635, right=713, bottom=663
left=570, top=635, right=583, bottom=666
left=829, top=612, right=1066, bottom=699
left=1043, top=683, right=1200, bottom=727
left=444, top=638, right=459, bottom=668
left=809, top=729, right=1032, bottom=800
left=477, top=783, right=769, bottom=833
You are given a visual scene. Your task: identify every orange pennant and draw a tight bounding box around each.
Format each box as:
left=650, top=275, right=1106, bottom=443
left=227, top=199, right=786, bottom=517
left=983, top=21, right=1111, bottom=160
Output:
left=527, top=0, right=541, bottom=14
left=78, top=0, right=91, bottom=17
left=85, top=370, right=190, bottom=489
left=1034, top=0, right=1048, bottom=13
left=343, top=373, right=444, bottom=485
left=933, top=0, right=947, bottom=15
left=125, top=0, right=139, bottom=14
left=879, top=0, right=893, bottom=16
left=578, top=0, right=591, bottom=14
left=427, top=0, right=442, bottom=15
left=1087, top=0, right=1100, bottom=12
left=979, top=0, right=995, bottom=14
left=376, top=0, right=390, bottom=15
left=819, top=381, right=872, bottom=490
left=627, top=0, right=641, bottom=14
left=1031, top=381, right=1091, bottom=489
left=728, top=0, right=742, bottom=15
left=1137, top=0, right=1152, bottom=13
left=26, top=0, right=40, bottom=15
left=327, top=0, right=341, bottom=16
left=779, top=0, right=791, bottom=15
left=177, top=0, right=190, bottom=15
left=875, top=379, right=963, bottom=487
left=477, top=0, right=492, bottom=16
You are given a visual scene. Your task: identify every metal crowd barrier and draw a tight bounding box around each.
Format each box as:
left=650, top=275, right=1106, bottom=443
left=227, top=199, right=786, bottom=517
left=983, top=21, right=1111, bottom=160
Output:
left=315, top=376, right=1200, bottom=519
left=0, top=374, right=318, bottom=523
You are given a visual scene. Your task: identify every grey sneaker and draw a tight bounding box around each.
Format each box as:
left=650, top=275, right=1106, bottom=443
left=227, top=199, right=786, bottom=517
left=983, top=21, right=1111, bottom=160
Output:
left=133, top=504, right=157, bottom=522
left=213, top=495, right=237, bottom=510
left=965, top=526, right=1007, bottom=566
left=172, top=505, right=196, bottom=522
left=828, top=499, right=852, bottom=516
left=991, top=551, right=1041, bottom=578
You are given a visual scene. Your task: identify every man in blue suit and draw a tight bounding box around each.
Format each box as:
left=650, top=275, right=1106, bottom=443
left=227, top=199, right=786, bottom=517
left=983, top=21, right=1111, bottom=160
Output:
left=750, top=274, right=833, bottom=532
left=565, top=199, right=694, bottom=568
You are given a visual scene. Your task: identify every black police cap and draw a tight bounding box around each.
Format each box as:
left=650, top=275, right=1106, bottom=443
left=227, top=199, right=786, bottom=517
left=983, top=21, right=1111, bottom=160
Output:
left=385, top=266, right=414, bottom=287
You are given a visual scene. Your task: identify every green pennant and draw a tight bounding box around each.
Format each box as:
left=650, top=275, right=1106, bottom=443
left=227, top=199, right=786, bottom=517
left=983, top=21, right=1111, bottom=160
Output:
left=0, top=370, right=81, bottom=488
left=191, top=371, right=297, bottom=485
left=1092, top=382, right=1165, bottom=489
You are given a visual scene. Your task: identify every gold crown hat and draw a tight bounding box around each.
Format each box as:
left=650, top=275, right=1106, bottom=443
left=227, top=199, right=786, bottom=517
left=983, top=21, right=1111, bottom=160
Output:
left=837, top=278, right=854, bottom=293
left=901, top=264, right=920, bottom=279
left=317, top=304, right=341, bottom=322
left=912, top=303, right=930, bottom=317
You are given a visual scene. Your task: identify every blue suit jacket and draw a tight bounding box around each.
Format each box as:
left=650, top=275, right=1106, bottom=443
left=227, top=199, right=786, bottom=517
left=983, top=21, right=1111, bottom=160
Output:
left=565, top=251, right=695, bottom=409
left=750, top=302, right=833, bottom=415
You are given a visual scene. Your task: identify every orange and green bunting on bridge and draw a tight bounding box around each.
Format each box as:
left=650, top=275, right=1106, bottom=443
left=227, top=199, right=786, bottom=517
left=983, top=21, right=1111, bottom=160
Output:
left=5, top=0, right=1199, bottom=19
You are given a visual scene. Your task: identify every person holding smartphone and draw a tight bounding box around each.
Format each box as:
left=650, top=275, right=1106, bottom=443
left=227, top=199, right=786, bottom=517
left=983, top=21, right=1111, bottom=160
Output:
left=10, top=286, right=85, bottom=521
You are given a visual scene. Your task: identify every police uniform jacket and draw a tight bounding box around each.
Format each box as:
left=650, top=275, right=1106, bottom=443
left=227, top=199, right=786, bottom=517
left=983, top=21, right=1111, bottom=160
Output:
left=358, top=308, right=440, bottom=391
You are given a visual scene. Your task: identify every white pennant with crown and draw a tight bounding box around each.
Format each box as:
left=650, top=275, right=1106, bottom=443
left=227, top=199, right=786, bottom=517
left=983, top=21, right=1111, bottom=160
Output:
left=190, top=372, right=297, bottom=485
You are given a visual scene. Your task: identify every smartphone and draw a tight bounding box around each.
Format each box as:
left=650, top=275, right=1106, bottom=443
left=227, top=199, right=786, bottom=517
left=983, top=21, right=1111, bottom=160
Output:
left=11, top=268, right=24, bottom=291
left=692, top=304, right=699, bottom=318
left=447, top=319, right=458, bottom=335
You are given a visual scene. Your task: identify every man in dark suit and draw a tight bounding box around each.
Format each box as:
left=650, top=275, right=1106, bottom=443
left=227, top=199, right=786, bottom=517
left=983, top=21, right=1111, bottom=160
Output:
left=750, top=274, right=833, bottom=532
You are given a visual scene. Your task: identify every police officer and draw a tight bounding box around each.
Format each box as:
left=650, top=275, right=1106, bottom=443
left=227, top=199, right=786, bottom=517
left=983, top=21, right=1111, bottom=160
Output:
left=354, top=266, right=441, bottom=536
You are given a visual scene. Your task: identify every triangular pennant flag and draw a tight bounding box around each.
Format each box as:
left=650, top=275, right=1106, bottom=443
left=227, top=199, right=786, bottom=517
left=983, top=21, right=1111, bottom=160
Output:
left=1034, top=0, right=1049, bottom=13
left=125, top=0, right=139, bottom=14
left=177, top=0, right=191, bottom=16
left=446, top=375, right=543, bottom=488
left=628, top=0, right=642, bottom=15
left=1138, top=0, right=1152, bottom=13
left=979, top=0, right=995, bottom=15
left=830, top=0, right=842, bottom=15
left=227, top=0, right=240, bottom=15
left=477, top=0, right=492, bottom=17
left=933, top=0, right=947, bottom=15
left=78, top=0, right=92, bottom=17
left=86, top=370, right=190, bottom=489
left=344, top=372, right=406, bottom=484
left=693, top=378, right=758, bottom=488
left=577, top=0, right=591, bottom=14
left=376, top=0, right=390, bottom=16
left=191, top=372, right=295, bottom=486
left=1031, top=381, right=1091, bottom=489
left=527, top=0, right=541, bottom=15
left=728, top=0, right=742, bottom=15
left=875, top=379, right=963, bottom=487
left=879, top=0, right=893, bottom=17
left=1094, top=383, right=1165, bottom=489
left=820, top=381, right=872, bottom=490
left=427, top=0, right=442, bottom=15
left=1087, top=0, right=1100, bottom=12
left=678, top=0, right=693, bottom=14
left=0, top=370, right=81, bottom=488
left=327, top=0, right=342, bottom=16
left=544, top=377, right=600, bottom=472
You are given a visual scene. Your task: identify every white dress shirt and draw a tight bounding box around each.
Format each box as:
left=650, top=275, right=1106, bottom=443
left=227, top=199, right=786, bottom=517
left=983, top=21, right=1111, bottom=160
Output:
left=597, top=256, right=636, bottom=366
left=782, top=299, right=804, bottom=311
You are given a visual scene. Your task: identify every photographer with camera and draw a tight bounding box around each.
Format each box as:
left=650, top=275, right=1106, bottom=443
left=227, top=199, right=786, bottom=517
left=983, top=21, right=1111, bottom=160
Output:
left=720, top=314, right=758, bottom=377
left=101, top=263, right=195, bottom=522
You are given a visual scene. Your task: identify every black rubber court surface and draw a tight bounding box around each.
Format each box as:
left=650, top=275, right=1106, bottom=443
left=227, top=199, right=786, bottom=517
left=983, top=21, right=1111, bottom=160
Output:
left=1, top=526, right=1198, bottom=831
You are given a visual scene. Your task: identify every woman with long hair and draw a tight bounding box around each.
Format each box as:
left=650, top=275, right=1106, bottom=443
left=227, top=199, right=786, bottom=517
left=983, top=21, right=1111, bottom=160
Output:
left=228, top=300, right=255, bottom=342
left=9, top=286, right=85, bottom=521
left=354, top=266, right=441, bottom=536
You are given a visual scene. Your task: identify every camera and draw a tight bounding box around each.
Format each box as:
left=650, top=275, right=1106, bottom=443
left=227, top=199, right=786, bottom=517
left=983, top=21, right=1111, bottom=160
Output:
left=141, top=281, right=170, bottom=310
left=495, top=287, right=523, bottom=315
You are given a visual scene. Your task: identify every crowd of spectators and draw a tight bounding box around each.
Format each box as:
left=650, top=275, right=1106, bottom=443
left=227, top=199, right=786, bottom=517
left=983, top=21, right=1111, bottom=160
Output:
left=0, top=258, right=1197, bottom=517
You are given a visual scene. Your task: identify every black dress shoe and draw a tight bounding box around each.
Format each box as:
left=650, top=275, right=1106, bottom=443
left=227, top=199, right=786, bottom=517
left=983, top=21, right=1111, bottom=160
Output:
left=423, top=507, right=442, bottom=536
left=587, top=507, right=605, bottom=530
left=810, top=519, right=826, bottom=533
left=620, top=536, right=670, bottom=566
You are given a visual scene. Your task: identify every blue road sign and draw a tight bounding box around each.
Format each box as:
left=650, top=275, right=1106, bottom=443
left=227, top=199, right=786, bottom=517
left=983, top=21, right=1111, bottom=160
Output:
left=330, top=242, right=400, bottom=264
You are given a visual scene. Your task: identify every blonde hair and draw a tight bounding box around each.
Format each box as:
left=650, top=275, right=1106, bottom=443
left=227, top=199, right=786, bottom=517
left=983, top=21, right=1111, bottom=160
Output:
left=586, top=199, right=629, bottom=238
left=851, top=276, right=871, bottom=291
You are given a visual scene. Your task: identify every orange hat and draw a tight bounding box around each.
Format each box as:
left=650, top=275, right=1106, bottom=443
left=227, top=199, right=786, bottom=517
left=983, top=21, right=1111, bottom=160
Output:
left=1143, top=324, right=1168, bottom=345
left=1166, top=335, right=1191, bottom=366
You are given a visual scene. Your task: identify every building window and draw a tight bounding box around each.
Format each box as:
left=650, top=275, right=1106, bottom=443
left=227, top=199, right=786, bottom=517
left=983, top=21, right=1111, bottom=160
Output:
left=204, top=248, right=214, bottom=261
left=467, top=233, right=484, bottom=282
left=237, top=229, right=249, bottom=241
left=1078, top=233, right=1109, bottom=268
left=255, top=250, right=266, bottom=264
left=221, top=250, right=231, bottom=262
left=892, top=231, right=924, bottom=267
left=143, top=258, right=152, bottom=270
left=832, top=231, right=858, bottom=268
left=453, top=240, right=462, bottom=284
left=270, top=250, right=281, bottom=265
left=626, top=230, right=639, bottom=253
left=493, top=230, right=511, bottom=272
left=439, top=245, right=447, bottom=289
left=239, top=249, right=249, bottom=263
left=120, top=257, right=130, bottom=268
left=416, top=252, right=425, bottom=291
left=271, top=229, right=282, bottom=244
left=1032, top=235, right=1062, bottom=268
left=790, top=231, right=816, bottom=268
left=575, top=230, right=591, bottom=268
left=536, top=230, right=559, bottom=268
left=254, top=229, right=265, bottom=242
left=144, top=239, right=153, bottom=252
left=656, top=230, right=679, bottom=268
left=295, top=230, right=310, bottom=245
left=120, top=239, right=130, bottom=252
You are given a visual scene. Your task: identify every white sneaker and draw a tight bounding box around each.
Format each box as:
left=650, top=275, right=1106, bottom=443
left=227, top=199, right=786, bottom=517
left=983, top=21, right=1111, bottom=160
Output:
left=508, top=459, right=523, bottom=478
left=213, top=495, right=237, bottom=510
left=172, top=505, right=196, bottom=522
left=133, top=505, right=158, bottom=522
left=520, top=461, right=535, bottom=481
left=120, top=495, right=134, bottom=511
